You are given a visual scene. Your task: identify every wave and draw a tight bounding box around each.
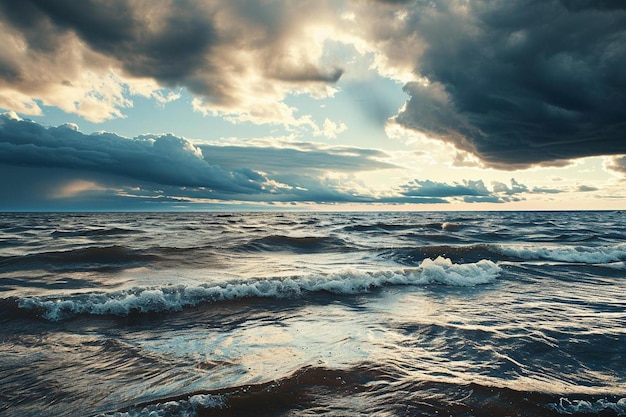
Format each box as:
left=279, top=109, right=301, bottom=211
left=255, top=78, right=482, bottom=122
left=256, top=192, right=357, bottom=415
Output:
left=548, top=397, right=626, bottom=415
left=50, top=227, right=138, bottom=238
left=343, top=223, right=416, bottom=232
left=499, top=243, right=626, bottom=264
left=343, top=221, right=464, bottom=233
left=95, top=366, right=369, bottom=417
left=441, top=222, right=463, bottom=231
left=387, top=244, right=499, bottom=265
left=94, top=365, right=626, bottom=417
left=235, top=234, right=352, bottom=253
left=17, top=257, right=500, bottom=321
left=0, top=245, right=159, bottom=272
left=603, top=261, right=626, bottom=271
left=97, top=393, right=225, bottom=417
left=387, top=243, right=626, bottom=266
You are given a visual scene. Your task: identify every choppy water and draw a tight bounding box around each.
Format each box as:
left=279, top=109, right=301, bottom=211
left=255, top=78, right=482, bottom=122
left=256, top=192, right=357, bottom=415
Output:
left=1, top=211, right=625, bottom=416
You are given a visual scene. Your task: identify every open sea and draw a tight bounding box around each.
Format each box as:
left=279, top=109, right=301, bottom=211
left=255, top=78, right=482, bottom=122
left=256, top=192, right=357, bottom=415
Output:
left=0, top=211, right=625, bottom=417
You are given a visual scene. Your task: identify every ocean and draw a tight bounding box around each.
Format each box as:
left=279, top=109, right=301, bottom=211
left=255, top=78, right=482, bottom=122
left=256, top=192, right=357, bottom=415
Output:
left=0, top=211, right=624, bottom=417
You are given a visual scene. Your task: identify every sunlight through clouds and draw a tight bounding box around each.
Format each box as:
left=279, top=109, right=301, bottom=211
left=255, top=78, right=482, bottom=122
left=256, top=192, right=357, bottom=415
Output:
left=0, top=0, right=624, bottom=210
left=50, top=180, right=107, bottom=199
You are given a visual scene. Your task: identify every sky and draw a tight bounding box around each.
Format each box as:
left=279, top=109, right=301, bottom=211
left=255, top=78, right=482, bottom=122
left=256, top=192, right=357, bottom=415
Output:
left=0, top=0, right=625, bottom=211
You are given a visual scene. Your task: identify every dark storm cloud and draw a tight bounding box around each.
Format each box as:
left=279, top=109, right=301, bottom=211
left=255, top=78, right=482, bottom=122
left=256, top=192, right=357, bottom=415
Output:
left=0, top=113, right=395, bottom=207
left=0, top=115, right=258, bottom=194
left=559, top=0, right=626, bottom=12
left=0, top=0, right=345, bottom=121
left=0, top=0, right=216, bottom=89
left=1, top=0, right=138, bottom=49
left=393, top=0, right=626, bottom=168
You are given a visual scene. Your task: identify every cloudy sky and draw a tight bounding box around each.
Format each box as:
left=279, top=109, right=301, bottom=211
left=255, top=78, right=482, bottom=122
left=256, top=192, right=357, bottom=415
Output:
left=1, top=0, right=625, bottom=211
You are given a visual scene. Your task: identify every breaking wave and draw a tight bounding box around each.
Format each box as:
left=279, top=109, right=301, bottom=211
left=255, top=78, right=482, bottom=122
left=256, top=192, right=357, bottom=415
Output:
left=499, top=243, right=626, bottom=264
left=388, top=243, right=626, bottom=266
left=17, top=257, right=500, bottom=321
left=548, top=397, right=626, bottom=415
left=94, top=368, right=626, bottom=417
left=97, top=393, right=225, bottom=417
left=95, top=366, right=370, bottom=417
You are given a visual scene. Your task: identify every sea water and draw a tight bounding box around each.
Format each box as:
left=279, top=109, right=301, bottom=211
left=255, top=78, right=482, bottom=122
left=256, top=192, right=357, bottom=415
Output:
left=1, top=211, right=624, bottom=416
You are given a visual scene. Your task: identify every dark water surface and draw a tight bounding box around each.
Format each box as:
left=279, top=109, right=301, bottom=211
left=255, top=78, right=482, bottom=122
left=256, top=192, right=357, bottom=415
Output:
left=1, top=211, right=625, bottom=416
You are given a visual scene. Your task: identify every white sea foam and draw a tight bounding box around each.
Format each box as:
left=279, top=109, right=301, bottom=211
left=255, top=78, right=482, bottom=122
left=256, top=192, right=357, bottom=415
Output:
left=548, top=397, right=626, bottom=416
left=18, top=257, right=500, bottom=321
left=499, top=243, right=626, bottom=264
left=441, top=222, right=462, bottom=231
left=96, top=393, right=225, bottom=417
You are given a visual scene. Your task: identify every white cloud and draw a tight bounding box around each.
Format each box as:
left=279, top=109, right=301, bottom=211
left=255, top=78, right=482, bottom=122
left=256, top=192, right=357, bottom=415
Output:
left=313, top=118, right=348, bottom=139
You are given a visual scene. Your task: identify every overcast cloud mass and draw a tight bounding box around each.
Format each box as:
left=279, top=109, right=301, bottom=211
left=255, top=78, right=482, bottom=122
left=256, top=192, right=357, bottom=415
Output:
left=0, top=112, right=398, bottom=207
left=0, top=0, right=624, bottom=210
left=1, top=112, right=569, bottom=209
left=392, top=0, right=626, bottom=169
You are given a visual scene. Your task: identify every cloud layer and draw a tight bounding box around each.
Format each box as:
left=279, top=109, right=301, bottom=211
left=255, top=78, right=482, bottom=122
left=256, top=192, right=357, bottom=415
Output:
left=0, top=0, right=343, bottom=125
left=0, top=112, right=396, bottom=208
left=0, top=113, right=608, bottom=209
left=398, top=178, right=547, bottom=204
left=387, top=0, right=626, bottom=168
left=0, top=0, right=624, bottom=170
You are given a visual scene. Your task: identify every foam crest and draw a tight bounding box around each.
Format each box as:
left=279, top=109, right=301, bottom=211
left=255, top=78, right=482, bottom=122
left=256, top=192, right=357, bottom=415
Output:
left=97, top=393, right=225, bottom=417
left=18, top=257, right=500, bottom=321
left=548, top=397, right=626, bottom=415
left=499, top=244, right=626, bottom=264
